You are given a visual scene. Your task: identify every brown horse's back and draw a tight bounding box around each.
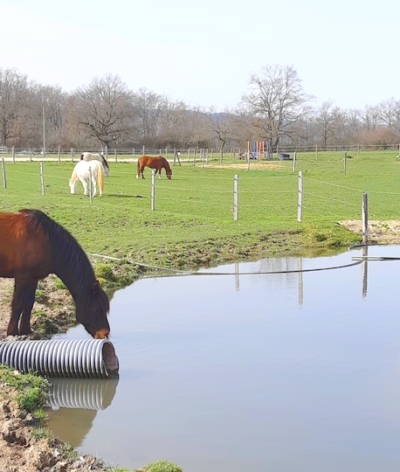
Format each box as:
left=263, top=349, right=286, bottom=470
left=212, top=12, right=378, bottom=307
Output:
left=137, top=155, right=172, bottom=179
left=138, top=155, right=162, bottom=168
left=0, top=212, right=50, bottom=278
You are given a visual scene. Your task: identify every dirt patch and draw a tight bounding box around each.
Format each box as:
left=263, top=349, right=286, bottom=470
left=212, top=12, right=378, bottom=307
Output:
left=339, top=220, right=400, bottom=244
left=0, top=383, right=107, bottom=471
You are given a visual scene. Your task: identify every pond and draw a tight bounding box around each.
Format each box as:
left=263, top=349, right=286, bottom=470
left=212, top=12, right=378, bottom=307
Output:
left=46, top=245, right=400, bottom=472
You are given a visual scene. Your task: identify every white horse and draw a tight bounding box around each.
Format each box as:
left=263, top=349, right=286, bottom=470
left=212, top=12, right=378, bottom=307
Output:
left=80, top=152, right=110, bottom=177
left=69, top=160, right=104, bottom=197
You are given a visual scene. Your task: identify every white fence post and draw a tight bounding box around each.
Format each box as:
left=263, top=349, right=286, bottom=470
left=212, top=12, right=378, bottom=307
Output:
left=297, top=171, right=303, bottom=222
left=89, top=167, right=93, bottom=203
left=362, top=192, right=368, bottom=244
left=151, top=169, right=155, bottom=210
left=292, top=152, right=296, bottom=172
left=233, top=174, right=239, bottom=221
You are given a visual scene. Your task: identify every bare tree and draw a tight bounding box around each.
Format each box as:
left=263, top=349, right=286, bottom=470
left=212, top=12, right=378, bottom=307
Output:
left=0, top=68, right=32, bottom=146
left=241, top=64, right=314, bottom=149
left=204, top=108, right=237, bottom=157
left=315, top=101, right=346, bottom=147
left=71, top=74, right=134, bottom=149
left=157, top=98, right=190, bottom=147
left=132, top=88, right=164, bottom=146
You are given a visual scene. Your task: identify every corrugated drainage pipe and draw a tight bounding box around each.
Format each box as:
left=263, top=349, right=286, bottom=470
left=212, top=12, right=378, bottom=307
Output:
left=0, top=339, right=119, bottom=378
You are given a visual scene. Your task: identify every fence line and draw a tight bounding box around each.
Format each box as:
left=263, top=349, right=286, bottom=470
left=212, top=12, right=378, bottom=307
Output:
left=0, top=160, right=397, bottom=227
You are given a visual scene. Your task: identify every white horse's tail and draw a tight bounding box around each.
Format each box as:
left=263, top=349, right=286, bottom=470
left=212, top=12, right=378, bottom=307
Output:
left=97, top=164, right=104, bottom=196
left=69, top=170, right=78, bottom=193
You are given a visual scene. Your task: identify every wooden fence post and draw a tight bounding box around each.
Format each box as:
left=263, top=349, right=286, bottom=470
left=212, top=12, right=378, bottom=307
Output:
left=1, top=158, right=6, bottom=188
left=58, top=146, right=61, bottom=164
left=362, top=192, right=368, bottom=244
left=233, top=174, right=238, bottom=221
left=151, top=169, right=155, bottom=210
left=297, top=171, right=303, bottom=222
left=39, top=162, right=45, bottom=195
left=12, top=146, right=15, bottom=164
left=292, top=152, right=296, bottom=172
left=344, top=152, right=347, bottom=174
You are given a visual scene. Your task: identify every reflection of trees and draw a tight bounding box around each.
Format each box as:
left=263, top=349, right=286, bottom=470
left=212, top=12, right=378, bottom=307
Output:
left=46, top=378, right=119, bottom=447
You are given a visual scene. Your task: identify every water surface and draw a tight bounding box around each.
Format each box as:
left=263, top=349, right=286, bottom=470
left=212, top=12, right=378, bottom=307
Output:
left=46, top=245, right=400, bottom=471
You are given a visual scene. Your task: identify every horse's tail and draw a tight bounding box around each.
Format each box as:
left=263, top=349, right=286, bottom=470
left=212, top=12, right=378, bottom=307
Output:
left=69, top=170, right=77, bottom=193
left=97, top=164, right=104, bottom=195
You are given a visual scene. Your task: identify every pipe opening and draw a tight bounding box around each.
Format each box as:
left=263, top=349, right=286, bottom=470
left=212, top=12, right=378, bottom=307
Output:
left=102, top=342, right=119, bottom=376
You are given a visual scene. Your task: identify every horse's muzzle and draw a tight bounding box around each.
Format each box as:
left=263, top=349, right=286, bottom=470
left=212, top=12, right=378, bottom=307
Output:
left=94, top=328, right=110, bottom=339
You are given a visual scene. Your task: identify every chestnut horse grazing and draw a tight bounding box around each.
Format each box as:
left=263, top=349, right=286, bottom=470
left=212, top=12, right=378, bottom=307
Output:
left=81, top=152, right=110, bottom=176
left=0, top=209, right=110, bottom=338
left=136, top=155, right=172, bottom=180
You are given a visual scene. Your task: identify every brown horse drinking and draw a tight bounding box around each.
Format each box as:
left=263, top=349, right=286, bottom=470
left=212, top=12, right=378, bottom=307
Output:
left=136, top=155, right=172, bottom=180
left=0, top=209, right=110, bottom=338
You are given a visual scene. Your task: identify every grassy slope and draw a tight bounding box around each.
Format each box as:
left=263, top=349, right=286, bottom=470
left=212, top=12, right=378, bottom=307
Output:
left=3, top=151, right=398, bottom=284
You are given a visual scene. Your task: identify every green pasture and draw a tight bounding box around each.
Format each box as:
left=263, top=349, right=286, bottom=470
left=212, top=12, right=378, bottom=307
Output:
left=1, top=150, right=399, bottom=276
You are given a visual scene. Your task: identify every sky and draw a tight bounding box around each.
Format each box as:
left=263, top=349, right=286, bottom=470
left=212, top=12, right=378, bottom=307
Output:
left=2, top=0, right=399, bottom=112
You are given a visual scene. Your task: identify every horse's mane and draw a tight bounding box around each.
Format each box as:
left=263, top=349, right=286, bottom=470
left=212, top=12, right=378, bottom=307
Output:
left=21, top=209, right=96, bottom=299
left=161, top=156, right=171, bottom=170
left=100, top=154, right=109, bottom=170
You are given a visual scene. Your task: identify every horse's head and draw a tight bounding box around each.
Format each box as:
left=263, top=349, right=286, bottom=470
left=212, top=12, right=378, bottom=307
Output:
left=76, top=281, right=110, bottom=338
left=163, top=158, right=172, bottom=179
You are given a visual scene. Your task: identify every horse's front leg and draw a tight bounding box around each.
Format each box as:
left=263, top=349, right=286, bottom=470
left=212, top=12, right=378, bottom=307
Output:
left=80, top=178, right=88, bottom=195
left=7, top=279, right=38, bottom=336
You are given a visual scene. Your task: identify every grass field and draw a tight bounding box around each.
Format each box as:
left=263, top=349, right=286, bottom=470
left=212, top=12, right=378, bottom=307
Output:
left=1, top=150, right=398, bottom=282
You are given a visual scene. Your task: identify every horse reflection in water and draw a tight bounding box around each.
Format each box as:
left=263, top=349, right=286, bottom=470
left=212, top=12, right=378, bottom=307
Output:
left=136, top=155, right=172, bottom=180
left=0, top=209, right=110, bottom=339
